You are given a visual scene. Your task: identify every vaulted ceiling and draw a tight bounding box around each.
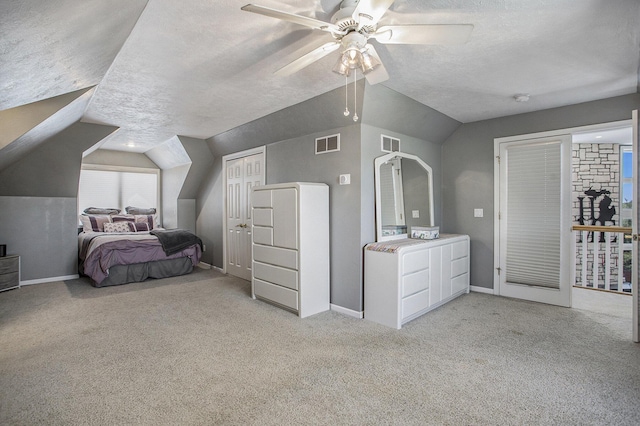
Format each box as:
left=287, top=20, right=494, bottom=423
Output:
left=1, top=0, right=639, bottom=157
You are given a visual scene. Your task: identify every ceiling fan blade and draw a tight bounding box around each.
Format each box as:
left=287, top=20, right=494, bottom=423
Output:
left=352, top=0, right=395, bottom=27
left=241, top=4, right=339, bottom=33
left=274, top=42, right=341, bottom=76
left=373, top=24, right=474, bottom=45
left=363, top=44, right=389, bottom=85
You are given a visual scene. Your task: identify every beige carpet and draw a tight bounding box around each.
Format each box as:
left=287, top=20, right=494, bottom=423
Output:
left=1, top=268, right=639, bottom=425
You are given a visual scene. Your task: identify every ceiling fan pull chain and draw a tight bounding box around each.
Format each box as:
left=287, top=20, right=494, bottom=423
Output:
left=344, top=74, right=350, bottom=116
left=353, top=69, right=359, bottom=122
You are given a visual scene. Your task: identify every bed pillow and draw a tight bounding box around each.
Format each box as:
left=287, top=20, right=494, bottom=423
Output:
left=134, top=214, right=158, bottom=229
left=111, top=214, right=135, bottom=223
left=83, top=207, right=120, bottom=215
left=103, top=222, right=131, bottom=233
left=125, top=206, right=157, bottom=215
left=80, top=215, right=112, bottom=232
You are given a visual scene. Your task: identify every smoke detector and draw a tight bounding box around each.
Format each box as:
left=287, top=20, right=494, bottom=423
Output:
left=514, top=94, right=530, bottom=102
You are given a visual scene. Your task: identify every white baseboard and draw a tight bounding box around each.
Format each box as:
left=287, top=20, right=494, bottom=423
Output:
left=212, top=265, right=224, bottom=273
left=330, top=303, right=364, bottom=319
left=20, top=274, right=80, bottom=286
left=470, top=285, right=495, bottom=295
left=197, top=262, right=212, bottom=269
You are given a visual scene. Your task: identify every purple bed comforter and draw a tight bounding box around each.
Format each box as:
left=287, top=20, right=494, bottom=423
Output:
left=78, top=231, right=202, bottom=285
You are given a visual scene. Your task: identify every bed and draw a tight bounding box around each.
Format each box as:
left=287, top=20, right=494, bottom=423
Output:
left=77, top=210, right=202, bottom=287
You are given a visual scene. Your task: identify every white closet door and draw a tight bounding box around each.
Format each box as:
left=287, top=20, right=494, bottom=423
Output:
left=497, top=136, right=572, bottom=307
left=225, top=152, right=264, bottom=281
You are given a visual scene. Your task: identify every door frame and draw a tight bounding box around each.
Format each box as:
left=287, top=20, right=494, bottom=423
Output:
left=493, top=120, right=632, bottom=301
left=221, top=146, right=266, bottom=275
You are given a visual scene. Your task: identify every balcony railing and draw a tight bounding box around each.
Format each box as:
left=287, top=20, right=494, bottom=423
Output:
left=572, top=225, right=632, bottom=293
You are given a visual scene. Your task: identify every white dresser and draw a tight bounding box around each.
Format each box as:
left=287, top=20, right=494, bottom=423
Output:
left=364, top=234, right=470, bottom=329
left=251, top=182, right=330, bottom=318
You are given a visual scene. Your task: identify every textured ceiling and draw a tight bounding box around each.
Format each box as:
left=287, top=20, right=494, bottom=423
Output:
left=1, top=0, right=639, bottom=154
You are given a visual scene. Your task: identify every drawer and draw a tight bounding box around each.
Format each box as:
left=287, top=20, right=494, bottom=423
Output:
left=402, top=289, right=429, bottom=320
left=451, top=240, right=468, bottom=260
left=253, top=261, right=298, bottom=290
left=0, top=272, right=19, bottom=291
left=253, top=244, right=298, bottom=270
left=252, top=190, right=272, bottom=208
left=451, top=257, right=468, bottom=278
left=253, top=208, right=273, bottom=227
left=402, top=268, right=429, bottom=298
left=254, top=278, right=298, bottom=311
left=402, top=250, right=429, bottom=275
left=253, top=226, right=273, bottom=246
left=0, top=257, right=19, bottom=274
left=452, top=273, right=469, bottom=294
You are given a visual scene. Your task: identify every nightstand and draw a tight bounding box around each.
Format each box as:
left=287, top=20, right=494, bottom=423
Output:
left=0, top=255, right=20, bottom=292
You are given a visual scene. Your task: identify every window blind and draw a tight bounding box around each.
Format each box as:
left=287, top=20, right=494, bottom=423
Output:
left=78, top=169, right=158, bottom=216
left=505, top=142, right=561, bottom=288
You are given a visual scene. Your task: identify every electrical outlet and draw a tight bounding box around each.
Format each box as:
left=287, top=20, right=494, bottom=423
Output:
left=203, top=244, right=206, bottom=252
left=412, top=210, right=420, bottom=218
left=474, top=208, right=484, bottom=218
left=339, top=174, right=351, bottom=185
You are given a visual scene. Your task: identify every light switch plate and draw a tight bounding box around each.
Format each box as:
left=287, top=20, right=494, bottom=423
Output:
left=412, top=210, right=420, bottom=218
left=339, top=174, right=351, bottom=185
left=474, top=208, right=484, bottom=218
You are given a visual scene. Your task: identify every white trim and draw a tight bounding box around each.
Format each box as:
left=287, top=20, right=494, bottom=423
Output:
left=20, top=274, right=80, bottom=286
left=470, top=285, right=495, bottom=295
left=330, top=303, right=364, bottom=319
left=221, top=146, right=266, bottom=275
left=81, top=163, right=159, bottom=174
left=197, top=262, right=212, bottom=269
left=374, top=151, right=434, bottom=241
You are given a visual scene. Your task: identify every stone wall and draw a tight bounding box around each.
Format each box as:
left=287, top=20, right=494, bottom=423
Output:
left=572, top=143, right=620, bottom=288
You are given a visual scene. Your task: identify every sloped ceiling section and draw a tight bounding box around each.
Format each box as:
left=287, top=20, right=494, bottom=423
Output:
left=0, top=87, right=96, bottom=171
left=0, top=87, right=93, bottom=152
left=0, top=0, right=148, bottom=110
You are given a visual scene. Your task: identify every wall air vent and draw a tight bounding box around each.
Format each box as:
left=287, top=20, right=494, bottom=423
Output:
left=315, top=134, right=340, bottom=154
left=381, top=135, right=400, bottom=152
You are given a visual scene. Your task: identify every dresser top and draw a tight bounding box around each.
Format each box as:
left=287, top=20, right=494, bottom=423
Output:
left=365, top=234, right=468, bottom=253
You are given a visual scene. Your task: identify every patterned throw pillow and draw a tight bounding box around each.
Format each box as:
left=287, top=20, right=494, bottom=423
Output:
left=128, top=222, right=150, bottom=232
left=103, top=222, right=131, bottom=233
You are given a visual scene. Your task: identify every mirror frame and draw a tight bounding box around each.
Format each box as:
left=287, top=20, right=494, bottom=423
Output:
left=374, top=151, right=435, bottom=241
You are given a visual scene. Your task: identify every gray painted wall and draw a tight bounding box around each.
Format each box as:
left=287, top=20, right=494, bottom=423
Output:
left=0, top=122, right=119, bottom=281
left=83, top=149, right=159, bottom=169
left=199, top=83, right=460, bottom=312
left=441, top=93, right=640, bottom=289
left=266, top=124, right=362, bottom=311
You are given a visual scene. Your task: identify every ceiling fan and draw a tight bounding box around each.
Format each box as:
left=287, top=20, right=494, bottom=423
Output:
left=241, top=0, right=473, bottom=85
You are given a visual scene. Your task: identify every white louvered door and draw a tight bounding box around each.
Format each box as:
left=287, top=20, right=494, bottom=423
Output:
left=226, top=153, right=264, bottom=280
left=497, top=135, right=572, bottom=307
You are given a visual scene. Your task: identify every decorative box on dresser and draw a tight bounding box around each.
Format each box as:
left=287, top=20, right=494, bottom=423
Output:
left=0, top=254, right=20, bottom=292
left=251, top=182, right=330, bottom=318
left=364, top=234, right=470, bottom=329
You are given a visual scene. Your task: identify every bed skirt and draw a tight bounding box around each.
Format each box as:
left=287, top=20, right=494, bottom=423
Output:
left=92, top=257, right=194, bottom=287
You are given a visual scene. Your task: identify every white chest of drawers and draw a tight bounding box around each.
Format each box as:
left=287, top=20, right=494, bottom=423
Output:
left=364, top=234, right=470, bottom=329
left=251, top=182, right=330, bottom=318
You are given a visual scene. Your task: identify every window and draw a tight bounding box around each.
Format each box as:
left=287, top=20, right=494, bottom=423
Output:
left=381, top=135, right=400, bottom=152
left=315, top=134, right=340, bottom=154
left=78, top=165, right=159, bottom=217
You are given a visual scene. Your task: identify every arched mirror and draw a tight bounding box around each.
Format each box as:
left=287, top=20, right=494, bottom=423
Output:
left=374, top=152, right=434, bottom=241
